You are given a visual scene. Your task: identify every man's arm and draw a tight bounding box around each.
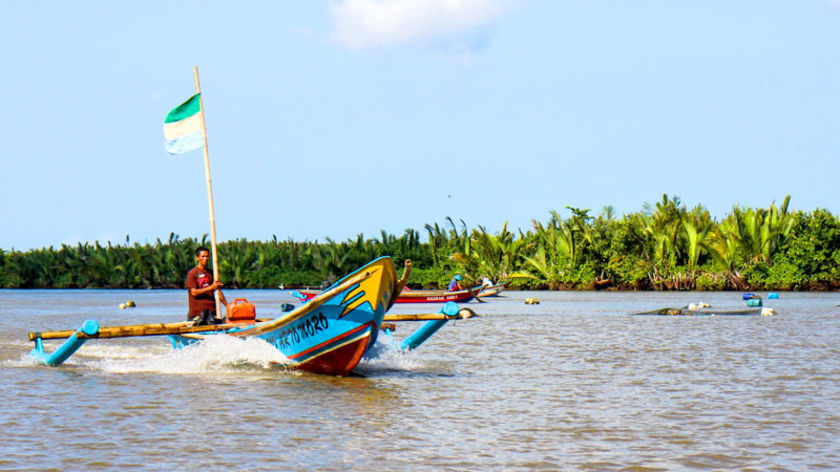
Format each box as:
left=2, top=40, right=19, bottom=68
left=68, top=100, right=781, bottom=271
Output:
left=190, top=280, right=223, bottom=297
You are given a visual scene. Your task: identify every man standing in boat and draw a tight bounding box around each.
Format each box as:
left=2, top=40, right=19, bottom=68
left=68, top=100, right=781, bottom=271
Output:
left=186, top=246, right=228, bottom=324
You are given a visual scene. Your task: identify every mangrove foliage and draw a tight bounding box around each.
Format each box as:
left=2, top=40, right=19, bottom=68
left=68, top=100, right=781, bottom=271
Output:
left=3, top=196, right=840, bottom=291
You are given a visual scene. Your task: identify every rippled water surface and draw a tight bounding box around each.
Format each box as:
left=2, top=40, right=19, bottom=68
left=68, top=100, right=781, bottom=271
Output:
left=1, top=289, right=838, bottom=471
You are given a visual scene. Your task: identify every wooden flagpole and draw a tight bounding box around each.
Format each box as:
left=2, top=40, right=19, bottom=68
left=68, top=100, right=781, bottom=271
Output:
left=193, top=66, right=222, bottom=316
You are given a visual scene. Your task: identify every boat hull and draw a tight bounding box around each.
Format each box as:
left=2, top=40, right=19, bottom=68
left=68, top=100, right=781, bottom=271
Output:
left=171, top=256, right=398, bottom=375
left=395, top=289, right=476, bottom=304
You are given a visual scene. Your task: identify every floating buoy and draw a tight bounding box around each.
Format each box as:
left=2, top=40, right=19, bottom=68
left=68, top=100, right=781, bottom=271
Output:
left=768, top=292, right=779, bottom=299
left=742, top=293, right=754, bottom=300
left=126, top=300, right=136, bottom=307
left=761, top=308, right=777, bottom=316
left=525, top=298, right=540, bottom=305
left=746, top=297, right=763, bottom=307
left=119, top=303, right=127, bottom=310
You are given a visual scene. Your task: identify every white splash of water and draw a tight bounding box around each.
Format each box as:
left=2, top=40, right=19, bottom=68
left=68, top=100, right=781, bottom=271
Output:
left=94, top=335, right=291, bottom=374
left=6, top=332, right=427, bottom=376
left=76, top=343, right=168, bottom=360
left=6, top=351, right=42, bottom=368
left=358, top=333, right=424, bottom=371
left=1, top=340, right=167, bottom=368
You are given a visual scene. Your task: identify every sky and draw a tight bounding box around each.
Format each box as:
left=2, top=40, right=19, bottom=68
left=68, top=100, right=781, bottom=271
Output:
left=2, top=0, right=839, bottom=251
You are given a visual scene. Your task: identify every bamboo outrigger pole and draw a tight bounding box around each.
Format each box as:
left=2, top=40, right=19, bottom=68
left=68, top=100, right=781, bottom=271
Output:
left=193, top=66, right=222, bottom=316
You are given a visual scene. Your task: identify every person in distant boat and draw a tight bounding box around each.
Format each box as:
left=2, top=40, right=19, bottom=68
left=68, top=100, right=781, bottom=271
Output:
left=448, top=274, right=463, bottom=291
left=186, top=246, right=227, bottom=324
left=481, top=277, right=493, bottom=287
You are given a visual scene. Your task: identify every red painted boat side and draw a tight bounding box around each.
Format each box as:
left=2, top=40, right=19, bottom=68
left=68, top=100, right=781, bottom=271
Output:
left=295, top=290, right=319, bottom=301
left=286, top=322, right=374, bottom=362
left=296, top=288, right=476, bottom=304
left=394, top=290, right=475, bottom=304
left=297, top=333, right=370, bottom=376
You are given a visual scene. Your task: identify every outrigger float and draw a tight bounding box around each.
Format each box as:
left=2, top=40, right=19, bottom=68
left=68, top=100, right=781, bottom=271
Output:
left=28, top=258, right=479, bottom=376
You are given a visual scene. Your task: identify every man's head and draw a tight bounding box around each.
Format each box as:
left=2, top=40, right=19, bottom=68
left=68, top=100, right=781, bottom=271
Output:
left=195, top=246, right=210, bottom=267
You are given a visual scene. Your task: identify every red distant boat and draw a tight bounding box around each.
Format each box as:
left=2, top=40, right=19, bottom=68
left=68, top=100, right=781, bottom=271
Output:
left=294, top=286, right=479, bottom=304
left=395, top=287, right=478, bottom=304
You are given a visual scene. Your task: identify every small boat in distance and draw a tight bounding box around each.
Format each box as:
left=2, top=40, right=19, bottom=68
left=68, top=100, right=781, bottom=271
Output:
left=294, top=286, right=479, bottom=304
left=395, top=286, right=479, bottom=304
left=476, top=282, right=508, bottom=297
left=631, top=307, right=771, bottom=316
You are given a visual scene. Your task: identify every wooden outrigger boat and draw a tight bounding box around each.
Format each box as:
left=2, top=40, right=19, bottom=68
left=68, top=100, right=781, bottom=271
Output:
left=294, top=285, right=480, bottom=304
left=28, top=258, right=479, bottom=376
left=27, top=75, right=482, bottom=375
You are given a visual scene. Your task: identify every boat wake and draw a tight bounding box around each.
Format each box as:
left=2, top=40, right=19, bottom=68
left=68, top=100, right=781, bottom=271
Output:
left=5, top=335, right=294, bottom=375
left=6, top=333, right=427, bottom=376
left=356, top=334, right=424, bottom=374
left=92, top=336, right=292, bottom=374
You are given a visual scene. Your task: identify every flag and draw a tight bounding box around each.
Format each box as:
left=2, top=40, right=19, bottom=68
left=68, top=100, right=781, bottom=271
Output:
left=164, top=93, right=203, bottom=154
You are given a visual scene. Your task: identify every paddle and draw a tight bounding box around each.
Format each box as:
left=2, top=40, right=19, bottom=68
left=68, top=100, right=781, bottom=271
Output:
left=470, top=286, right=486, bottom=303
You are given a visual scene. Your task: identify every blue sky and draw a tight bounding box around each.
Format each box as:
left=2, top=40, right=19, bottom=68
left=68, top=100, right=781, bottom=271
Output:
left=2, top=1, right=839, bottom=250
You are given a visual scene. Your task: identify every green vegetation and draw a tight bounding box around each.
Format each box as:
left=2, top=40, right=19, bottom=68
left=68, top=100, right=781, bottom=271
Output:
left=3, top=195, right=840, bottom=291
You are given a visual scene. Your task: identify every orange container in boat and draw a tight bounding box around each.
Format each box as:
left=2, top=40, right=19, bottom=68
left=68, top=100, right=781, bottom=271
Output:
left=226, top=298, right=256, bottom=324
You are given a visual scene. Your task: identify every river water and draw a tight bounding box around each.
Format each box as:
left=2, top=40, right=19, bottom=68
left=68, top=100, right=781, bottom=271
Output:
left=0, top=289, right=837, bottom=471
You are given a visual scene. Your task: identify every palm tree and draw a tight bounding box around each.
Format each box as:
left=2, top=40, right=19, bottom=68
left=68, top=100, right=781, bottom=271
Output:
left=452, top=222, right=529, bottom=283
left=520, top=208, right=592, bottom=288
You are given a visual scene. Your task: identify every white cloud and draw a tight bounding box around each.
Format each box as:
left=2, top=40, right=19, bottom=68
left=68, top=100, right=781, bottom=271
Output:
left=329, top=0, right=512, bottom=49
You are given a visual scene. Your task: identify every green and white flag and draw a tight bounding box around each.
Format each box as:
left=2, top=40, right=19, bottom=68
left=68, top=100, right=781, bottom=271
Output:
left=164, top=93, right=203, bottom=154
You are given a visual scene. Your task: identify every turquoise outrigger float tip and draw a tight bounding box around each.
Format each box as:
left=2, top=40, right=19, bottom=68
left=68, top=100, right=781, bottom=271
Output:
left=30, top=319, right=101, bottom=366
left=393, top=301, right=461, bottom=351
left=26, top=259, right=480, bottom=375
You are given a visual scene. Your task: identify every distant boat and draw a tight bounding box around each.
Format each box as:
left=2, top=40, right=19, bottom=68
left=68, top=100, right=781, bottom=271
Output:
left=294, top=286, right=480, bottom=304
left=631, top=307, right=764, bottom=316
left=475, top=282, right=508, bottom=297
left=395, top=287, right=479, bottom=304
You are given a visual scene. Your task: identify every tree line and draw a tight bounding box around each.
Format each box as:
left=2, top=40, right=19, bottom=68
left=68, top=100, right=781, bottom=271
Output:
left=3, top=195, right=840, bottom=291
